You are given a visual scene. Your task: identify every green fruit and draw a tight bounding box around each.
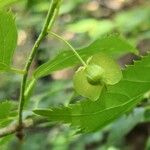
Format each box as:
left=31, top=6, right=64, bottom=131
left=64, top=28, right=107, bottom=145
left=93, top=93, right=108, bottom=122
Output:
left=87, top=53, right=122, bottom=85
left=73, top=53, right=122, bottom=101
left=86, top=64, right=104, bottom=85
left=73, top=67, right=104, bottom=101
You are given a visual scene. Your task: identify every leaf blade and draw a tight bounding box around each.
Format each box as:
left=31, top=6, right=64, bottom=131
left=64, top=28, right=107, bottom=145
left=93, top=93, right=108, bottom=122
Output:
left=34, top=35, right=137, bottom=79
left=0, top=10, right=17, bottom=72
left=34, top=53, right=150, bottom=132
left=0, top=101, right=14, bottom=120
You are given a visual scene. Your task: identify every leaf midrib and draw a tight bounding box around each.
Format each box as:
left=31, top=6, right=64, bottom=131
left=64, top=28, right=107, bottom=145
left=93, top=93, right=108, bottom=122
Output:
left=35, top=94, right=142, bottom=117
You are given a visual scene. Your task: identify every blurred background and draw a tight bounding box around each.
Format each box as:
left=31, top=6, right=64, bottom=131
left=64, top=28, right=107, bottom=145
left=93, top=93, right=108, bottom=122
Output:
left=0, top=0, right=150, bottom=149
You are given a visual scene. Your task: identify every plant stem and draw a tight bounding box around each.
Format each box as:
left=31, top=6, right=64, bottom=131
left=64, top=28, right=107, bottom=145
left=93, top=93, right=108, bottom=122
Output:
left=0, top=118, right=47, bottom=138
left=50, top=32, right=87, bottom=67
left=17, top=0, right=62, bottom=139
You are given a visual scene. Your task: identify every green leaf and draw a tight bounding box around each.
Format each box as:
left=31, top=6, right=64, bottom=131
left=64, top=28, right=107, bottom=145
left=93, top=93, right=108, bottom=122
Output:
left=144, top=107, right=150, bottom=122
left=67, top=19, right=115, bottom=38
left=0, top=101, right=14, bottom=120
left=0, top=10, right=17, bottom=72
left=107, top=108, right=145, bottom=144
left=0, top=101, right=17, bottom=128
left=0, top=63, right=9, bottom=71
left=34, top=53, right=150, bottom=132
left=34, top=35, right=137, bottom=79
left=115, top=6, right=150, bottom=33
left=0, top=0, right=19, bottom=8
left=0, top=135, right=13, bottom=147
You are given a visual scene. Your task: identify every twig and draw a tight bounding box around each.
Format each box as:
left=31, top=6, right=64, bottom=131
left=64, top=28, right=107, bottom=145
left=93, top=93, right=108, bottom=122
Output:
left=0, top=118, right=47, bottom=138
left=17, top=0, right=62, bottom=140
left=50, top=32, right=87, bottom=67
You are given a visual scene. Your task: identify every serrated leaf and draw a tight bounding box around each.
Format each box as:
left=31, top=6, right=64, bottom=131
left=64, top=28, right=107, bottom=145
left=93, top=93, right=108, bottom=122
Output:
left=34, top=35, right=137, bottom=79
left=0, top=10, right=17, bottom=72
left=34, top=53, right=150, bottom=132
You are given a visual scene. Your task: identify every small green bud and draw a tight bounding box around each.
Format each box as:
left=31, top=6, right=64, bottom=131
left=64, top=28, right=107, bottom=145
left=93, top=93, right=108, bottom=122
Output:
left=86, top=64, right=104, bottom=85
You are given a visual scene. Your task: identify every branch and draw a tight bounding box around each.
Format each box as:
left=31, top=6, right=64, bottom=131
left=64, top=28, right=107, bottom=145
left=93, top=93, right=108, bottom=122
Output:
left=17, top=0, right=62, bottom=140
left=0, top=118, right=47, bottom=138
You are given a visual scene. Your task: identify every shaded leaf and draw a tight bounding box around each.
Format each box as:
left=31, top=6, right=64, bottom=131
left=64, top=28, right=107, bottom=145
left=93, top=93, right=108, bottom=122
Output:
left=67, top=19, right=114, bottom=38
left=107, top=108, right=145, bottom=144
left=0, top=101, right=15, bottom=120
left=115, top=6, right=150, bottom=33
left=0, top=135, right=13, bottom=147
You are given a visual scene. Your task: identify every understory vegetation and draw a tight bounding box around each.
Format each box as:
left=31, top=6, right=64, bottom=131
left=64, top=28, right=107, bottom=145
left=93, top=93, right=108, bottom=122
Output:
left=0, top=0, right=150, bottom=150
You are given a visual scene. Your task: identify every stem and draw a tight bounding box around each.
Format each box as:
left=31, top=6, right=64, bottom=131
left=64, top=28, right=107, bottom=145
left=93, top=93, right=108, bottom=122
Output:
left=50, top=32, right=87, bottom=67
left=0, top=118, right=47, bottom=138
left=17, top=0, right=62, bottom=139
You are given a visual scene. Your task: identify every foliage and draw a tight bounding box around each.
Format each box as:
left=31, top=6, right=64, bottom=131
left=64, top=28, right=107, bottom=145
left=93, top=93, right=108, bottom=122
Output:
left=34, top=35, right=137, bottom=79
left=0, top=0, right=149, bottom=149
left=0, top=0, right=19, bottom=8
left=0, top=11, right=17, bottom=72
left=34, top=53, right=150, bottom=132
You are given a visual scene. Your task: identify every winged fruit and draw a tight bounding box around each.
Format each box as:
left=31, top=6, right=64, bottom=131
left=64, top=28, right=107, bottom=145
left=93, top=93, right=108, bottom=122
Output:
left=73, top=53, right=122, bottom=101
